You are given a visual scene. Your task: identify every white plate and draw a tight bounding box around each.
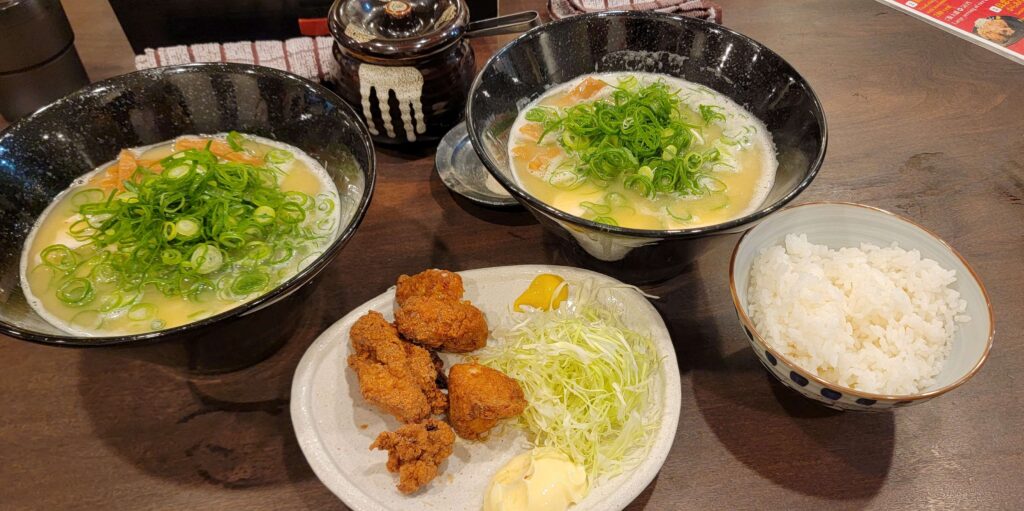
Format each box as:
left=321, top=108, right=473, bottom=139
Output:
left=291, top=264, right=681, bottom=511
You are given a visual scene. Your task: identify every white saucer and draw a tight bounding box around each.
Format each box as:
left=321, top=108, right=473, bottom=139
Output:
left=290, top=264, right=681, bottom=511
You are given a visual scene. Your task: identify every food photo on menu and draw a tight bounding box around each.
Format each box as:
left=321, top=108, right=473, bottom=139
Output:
left=0, top=0, right=1018, bottom=510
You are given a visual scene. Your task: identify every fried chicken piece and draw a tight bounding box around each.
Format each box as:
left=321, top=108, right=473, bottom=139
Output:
left=394, top=296, right=489, bottom=352
left=395, top=269, right=464, bottom=308
left=448, top=363, right=527, bottom=440
left=370, top=419, right=456, bottom=494
left=348, top=311, right=447, bottom=423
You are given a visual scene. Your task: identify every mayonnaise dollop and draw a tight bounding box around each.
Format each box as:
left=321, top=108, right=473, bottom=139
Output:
left=483, top=447, right=588, bottom=511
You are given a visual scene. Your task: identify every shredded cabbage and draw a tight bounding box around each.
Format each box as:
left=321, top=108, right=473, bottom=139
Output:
left=477, top=279, right=663, bottom=481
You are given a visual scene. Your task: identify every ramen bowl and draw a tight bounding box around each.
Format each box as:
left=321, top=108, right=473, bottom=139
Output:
left=0, top=63, right=375, bottom=373
left=466, top=11, right=826, bottom=283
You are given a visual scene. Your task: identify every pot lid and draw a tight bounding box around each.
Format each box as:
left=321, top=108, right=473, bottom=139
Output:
left=328, top=0, right=469, bottom=59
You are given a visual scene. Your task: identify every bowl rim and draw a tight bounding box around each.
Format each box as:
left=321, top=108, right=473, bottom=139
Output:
left=466, top=10, right=828, bottom=239
left=0, top=62, right=377, bottom=347
left=728, top=201, right=995, bottom=402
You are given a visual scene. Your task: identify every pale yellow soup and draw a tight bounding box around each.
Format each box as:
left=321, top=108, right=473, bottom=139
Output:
left=20, top=134, right=341, bottom=336
left=508, top=72, right=778, bottom=230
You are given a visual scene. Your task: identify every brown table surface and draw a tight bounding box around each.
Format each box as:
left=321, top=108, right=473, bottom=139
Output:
left=2, top=0, right=1023, bottom=509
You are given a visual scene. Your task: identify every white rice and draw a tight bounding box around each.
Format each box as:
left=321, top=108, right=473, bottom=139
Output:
left=747, top=234, right=970, bottom=395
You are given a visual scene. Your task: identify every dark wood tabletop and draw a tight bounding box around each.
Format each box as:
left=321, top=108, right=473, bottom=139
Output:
left=2, top=0, right=1023, bottom=509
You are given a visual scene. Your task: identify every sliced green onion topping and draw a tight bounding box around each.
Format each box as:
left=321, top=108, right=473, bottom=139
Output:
left=522, top=80, right=742, bottom=202
left=265, top=149, right=293, bottom=164
left=41, top=245, right=77, bottom=272
left=34, top=134, right=337, bottom=331
left=57, top=278, right=94, bottom=306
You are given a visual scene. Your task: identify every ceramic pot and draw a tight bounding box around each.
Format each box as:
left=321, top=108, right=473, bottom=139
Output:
left=328, top=0, right=537, bottom=145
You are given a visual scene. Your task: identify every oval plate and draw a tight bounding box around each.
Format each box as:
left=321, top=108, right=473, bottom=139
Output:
left=291, top=264, right=681, bottom=510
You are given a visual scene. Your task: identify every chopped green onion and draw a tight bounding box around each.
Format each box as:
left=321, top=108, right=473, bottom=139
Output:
left=41, top=245, right=77, bottom=272
left=699, top=104, right=726, bottom=125
left=231, top=271, right=270, bottom=295
left=579, top=201, right=611, bottom=215
left=265, top=149, right=293, bottom=164
left=71, top=189, right=105, bottom=207
left=57, top=278, right=94, bottom=306
left=277, top=202, right=306, bottom=224
left=165, top=165, right=190, bottom=179
left=521, top=81, right=743, bottom=203
left=253, top=205, right=276, bottom=224
left=189, top=244, right=224, bottom=275
left=604, top=192, right=627, bottom=208
left=226, top=131, right=246, bottom=152
left=175, top=218, right=200, bottom=238
left=36, top=137, right=337, bottom=320
left=161, top=249, right=182, bottom=265
left=666, top=206, right=692, bottom=222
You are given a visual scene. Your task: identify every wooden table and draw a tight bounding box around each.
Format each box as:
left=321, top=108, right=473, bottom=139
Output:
left=2, top=0, right=1023, bottom=509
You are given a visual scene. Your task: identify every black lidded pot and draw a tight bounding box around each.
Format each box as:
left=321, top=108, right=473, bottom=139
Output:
left=0, top=0, right=89, bottom=122
left=327, top=0, right=475, bottom=146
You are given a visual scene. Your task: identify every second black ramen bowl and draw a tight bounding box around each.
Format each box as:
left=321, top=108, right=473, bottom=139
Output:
left=0, top=63, right=375, bottom=373
left=466, top=11, right=827, bottom=284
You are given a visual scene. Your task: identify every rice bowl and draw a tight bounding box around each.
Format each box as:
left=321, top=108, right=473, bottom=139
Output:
left=729, top=202, right=993, bottom=410
left=747, top=233, right=970, bottom=396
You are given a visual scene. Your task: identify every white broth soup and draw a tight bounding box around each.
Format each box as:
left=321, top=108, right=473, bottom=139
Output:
left=508, top=72, right=778, bottom=230
left=20, top=133, right=342, bottom=336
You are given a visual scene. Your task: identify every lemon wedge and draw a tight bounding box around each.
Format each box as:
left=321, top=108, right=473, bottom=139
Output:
left=514, top=274, right=568, bottom=312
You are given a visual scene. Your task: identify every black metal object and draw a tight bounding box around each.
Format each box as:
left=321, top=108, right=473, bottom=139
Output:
left=0, top=0, right=88, bottom=121
left=107, top=0, right=500, bottom=54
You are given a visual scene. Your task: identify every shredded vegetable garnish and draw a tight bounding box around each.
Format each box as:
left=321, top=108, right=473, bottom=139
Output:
left=477, top=280, right=662, bottom=481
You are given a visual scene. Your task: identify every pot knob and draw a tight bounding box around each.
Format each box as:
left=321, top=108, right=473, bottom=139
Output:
left=384, top=1, right=413, bottom=20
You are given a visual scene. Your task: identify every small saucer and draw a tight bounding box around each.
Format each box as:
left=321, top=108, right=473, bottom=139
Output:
left=435, top=121, right=519, bottom=208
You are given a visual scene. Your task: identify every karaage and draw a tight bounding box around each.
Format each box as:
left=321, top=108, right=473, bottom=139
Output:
left=348, top=311, right=447, bottom=423
left=395, top=269, right=464, bottom=308
left=447, top=363, right=527, bottom=440
left=394, top=296, right=488, bottom=352
left=370, top=419, right=456, bottom=494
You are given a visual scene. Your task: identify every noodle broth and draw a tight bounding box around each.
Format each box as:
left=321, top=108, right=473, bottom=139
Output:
left=20, top=134, right=341, bottom=336
left=508, top=72, right=778, bottom=230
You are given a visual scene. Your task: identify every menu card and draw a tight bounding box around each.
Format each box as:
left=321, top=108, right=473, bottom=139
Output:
left=879, top=0, right=1024, bottom=64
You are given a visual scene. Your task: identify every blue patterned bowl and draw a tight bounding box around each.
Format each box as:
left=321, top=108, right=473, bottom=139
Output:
left=729, top=202, right=994, bottom=411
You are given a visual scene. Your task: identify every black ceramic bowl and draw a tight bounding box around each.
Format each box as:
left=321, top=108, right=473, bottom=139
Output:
left=466, top=11, right=827, bottom=283
left=0, top=63, right=375, bottom=373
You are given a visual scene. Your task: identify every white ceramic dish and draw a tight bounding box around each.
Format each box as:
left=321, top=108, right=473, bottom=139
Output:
left=291, top=264, right=681, bottom=510
left=730, top=202, right=994, bottom=410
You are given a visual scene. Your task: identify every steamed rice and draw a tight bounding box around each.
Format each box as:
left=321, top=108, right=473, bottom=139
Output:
left=747, top=233, right=970, bottom=395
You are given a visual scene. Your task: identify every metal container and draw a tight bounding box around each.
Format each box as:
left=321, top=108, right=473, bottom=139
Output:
left=0, top=0, right=88, bottom=122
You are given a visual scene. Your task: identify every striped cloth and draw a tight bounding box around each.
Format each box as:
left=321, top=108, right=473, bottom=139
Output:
left=549, top=0, right=721, bottom=21
left=134, top=36, right=340, bottom=83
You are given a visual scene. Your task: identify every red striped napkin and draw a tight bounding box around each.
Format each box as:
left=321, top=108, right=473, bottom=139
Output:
left=549, top=0, right=721, bottom=21
left=134, top=37, right=340, bottom=83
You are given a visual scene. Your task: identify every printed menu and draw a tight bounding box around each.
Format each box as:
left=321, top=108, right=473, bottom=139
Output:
left=879, top=0, right=1024, bottom=64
